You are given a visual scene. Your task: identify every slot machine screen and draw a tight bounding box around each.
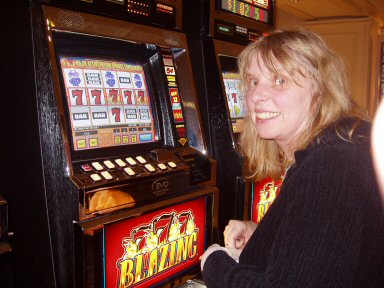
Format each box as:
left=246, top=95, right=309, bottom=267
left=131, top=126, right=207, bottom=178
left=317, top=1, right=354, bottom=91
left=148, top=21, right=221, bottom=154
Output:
left=59, top=56, right=159, bottom=151
left=219, top=55, right=246, bottom=134
left=53, top=31, right=164, bottom=161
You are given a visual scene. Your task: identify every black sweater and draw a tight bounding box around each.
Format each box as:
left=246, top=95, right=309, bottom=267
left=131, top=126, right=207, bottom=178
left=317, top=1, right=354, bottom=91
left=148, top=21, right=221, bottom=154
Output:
left=202, top=119, right=384, bottom=287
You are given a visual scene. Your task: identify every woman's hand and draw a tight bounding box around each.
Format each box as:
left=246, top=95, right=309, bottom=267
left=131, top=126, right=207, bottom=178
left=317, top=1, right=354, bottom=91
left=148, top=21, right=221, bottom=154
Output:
left=224, top=220, right=257, bottom=250
left=200, top=244, right=239, bottom=271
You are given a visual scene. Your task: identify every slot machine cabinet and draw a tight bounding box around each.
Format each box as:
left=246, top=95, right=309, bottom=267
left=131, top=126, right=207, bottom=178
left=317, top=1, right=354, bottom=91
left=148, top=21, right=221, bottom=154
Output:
left=76, top=188, right=217, bottom=287
left=183, top=0, right=275, bottom=239
left=0, top=196, right=10, bottom=254
left=2, top=1, right=218, bottom=287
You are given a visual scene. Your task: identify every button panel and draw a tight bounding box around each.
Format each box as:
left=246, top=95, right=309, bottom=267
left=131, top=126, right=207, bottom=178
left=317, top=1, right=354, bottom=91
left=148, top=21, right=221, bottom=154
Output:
left=74, top=153, right=181, bottom=186
left=72, top=147, right=215, bottom=216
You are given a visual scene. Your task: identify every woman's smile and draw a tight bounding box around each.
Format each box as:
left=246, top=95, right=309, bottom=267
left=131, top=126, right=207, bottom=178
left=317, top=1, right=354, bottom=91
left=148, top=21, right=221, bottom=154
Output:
left=255, top=111, right=281, bottom=120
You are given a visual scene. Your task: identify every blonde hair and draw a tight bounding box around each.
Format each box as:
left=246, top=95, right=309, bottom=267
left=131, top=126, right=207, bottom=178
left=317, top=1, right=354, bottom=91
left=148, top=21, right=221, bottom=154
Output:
left=238, top=29, right=368, bottom=181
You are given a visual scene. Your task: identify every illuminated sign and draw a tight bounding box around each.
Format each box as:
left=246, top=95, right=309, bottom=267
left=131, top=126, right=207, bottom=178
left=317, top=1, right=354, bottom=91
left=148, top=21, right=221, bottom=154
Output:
left=243, top=0, right=269, bottom=9
left=156, top=3, right=175, bottom=15
left=217, top=24, right=233, bottom=35
left=219, top=0, right=270, bottom=24
left=252, top=176, right=284, bottom=223
left=105, top=197, right=206, bottom=287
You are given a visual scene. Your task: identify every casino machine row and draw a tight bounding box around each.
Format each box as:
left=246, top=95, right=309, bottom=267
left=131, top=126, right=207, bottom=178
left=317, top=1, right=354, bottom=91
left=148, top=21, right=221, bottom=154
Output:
left=1, top=1, right=219, bottom=287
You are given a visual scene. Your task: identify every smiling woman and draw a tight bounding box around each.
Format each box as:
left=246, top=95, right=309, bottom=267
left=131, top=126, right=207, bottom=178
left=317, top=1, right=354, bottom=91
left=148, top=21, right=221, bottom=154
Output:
left=238, top=29, right=358, bottom=181
left=244, top=53, right=313, bottom=158
left=200, top=29, right=384, bottom=288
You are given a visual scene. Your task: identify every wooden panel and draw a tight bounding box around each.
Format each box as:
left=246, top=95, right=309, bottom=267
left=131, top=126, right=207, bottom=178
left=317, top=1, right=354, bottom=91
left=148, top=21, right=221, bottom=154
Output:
left=302, top=18, right=380, bottom=116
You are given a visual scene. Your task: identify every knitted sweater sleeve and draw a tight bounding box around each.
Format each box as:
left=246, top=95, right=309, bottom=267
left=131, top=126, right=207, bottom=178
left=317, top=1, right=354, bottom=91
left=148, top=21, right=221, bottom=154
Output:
left=202, top=143, right=381, bottom=288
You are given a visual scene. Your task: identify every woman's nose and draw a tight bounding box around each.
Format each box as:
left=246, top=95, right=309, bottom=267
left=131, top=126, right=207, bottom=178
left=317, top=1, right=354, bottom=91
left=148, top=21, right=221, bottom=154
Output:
left=247, top=83, right=271, bottom=102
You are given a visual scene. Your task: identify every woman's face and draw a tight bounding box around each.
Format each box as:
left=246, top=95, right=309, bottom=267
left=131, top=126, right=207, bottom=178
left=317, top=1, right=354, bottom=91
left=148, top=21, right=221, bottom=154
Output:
left=245, top=54, right=314, bottom=154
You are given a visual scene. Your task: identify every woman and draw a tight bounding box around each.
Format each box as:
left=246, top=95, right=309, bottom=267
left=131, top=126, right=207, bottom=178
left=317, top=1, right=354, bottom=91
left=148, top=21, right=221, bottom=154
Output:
left=200, top=29, right=384, bottom=287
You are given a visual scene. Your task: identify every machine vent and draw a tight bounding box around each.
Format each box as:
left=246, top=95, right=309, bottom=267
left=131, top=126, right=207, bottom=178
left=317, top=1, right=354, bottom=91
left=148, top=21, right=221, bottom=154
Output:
left=56, top=9, right=87, bottom=31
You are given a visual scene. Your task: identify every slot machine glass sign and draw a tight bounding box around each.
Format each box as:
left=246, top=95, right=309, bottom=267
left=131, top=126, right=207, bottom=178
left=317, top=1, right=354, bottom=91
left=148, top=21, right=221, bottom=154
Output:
left=104, top=196, right=206, bottom=287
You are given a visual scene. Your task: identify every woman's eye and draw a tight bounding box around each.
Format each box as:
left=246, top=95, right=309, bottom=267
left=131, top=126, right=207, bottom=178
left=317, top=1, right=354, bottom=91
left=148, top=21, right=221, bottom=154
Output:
left=275, top=78, right=285, bottom=86
left=248, top=80, right=258, bottom=87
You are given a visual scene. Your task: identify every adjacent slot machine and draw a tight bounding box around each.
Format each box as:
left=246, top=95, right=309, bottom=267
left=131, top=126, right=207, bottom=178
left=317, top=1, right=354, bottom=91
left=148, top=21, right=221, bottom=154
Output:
left=0, top=195, right=10, bottom=254
left=183, top=0, right=274, bottom=239
left=3, top=1, right=218, bottom=287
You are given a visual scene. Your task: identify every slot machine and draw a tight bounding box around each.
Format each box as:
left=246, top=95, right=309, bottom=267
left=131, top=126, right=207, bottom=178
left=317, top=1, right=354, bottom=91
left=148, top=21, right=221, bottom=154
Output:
left=183, top=0, right=275, bottom=238
left=3, top=1, right=218, bottom=287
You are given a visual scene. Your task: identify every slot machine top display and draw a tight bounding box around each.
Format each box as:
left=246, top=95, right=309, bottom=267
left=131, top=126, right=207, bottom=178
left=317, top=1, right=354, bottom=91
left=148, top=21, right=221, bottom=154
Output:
left=38, top=0, right=182, bottom=29
left=209, top=0, right=275, bottom=45
left=40, top=3, right=214, bottom=220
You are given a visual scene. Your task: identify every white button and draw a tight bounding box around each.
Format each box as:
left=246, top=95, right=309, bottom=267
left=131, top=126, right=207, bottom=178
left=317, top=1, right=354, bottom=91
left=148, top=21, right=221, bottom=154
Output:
left=136, top=156, right=147, bottom=164
left=168, top=161, right=177, bottom=168
left=126, top=157, right=137, bottom=165
left=115, top=159, right=127, bottom=167
left=103, top=160, right=115, bottom=169
left=101, top=171, right=113, bottom=180
left=124, top=167, right=136, bottom=176
left=90, top=173, right=102, bottom=182
left=91, top=162, right=104, bottom=171
left=158, top=163, right=167, bottom=170
left=145, top=164, right=156, bottom=172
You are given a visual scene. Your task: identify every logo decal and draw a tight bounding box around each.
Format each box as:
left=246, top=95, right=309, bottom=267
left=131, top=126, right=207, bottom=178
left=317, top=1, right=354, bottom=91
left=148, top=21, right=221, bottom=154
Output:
left=116, top=210, right=199, bottom=287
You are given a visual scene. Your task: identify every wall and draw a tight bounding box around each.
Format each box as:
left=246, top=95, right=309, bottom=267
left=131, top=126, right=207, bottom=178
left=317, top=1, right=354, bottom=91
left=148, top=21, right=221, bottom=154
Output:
left=275, top=7, right=302, bottom=29
left=276, top=8, right=382, bottom=117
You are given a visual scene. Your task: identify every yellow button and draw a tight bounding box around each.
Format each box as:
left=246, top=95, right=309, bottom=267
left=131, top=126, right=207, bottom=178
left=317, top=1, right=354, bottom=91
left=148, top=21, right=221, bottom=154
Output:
left=91, top=162, right=104, bottom=171
left=103, top=160, right=115, bottom=169
left=101, top=171, right=113, bottom=180
left=126, top=157, right=137, bottom=165
left=168, top=161, right=177, bottom=168
left=115, top=159, right=126, bottom=167
left=77, top=139, right=87, bottom=149
left=124, top=167, right=135, bottom=176
left=89, top=138, right=98, bottom=147
left=90, top=173, right=102, bottom=182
